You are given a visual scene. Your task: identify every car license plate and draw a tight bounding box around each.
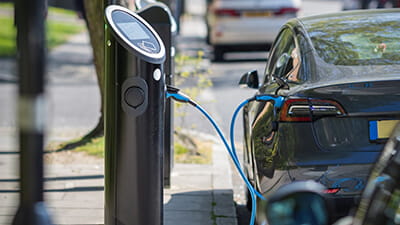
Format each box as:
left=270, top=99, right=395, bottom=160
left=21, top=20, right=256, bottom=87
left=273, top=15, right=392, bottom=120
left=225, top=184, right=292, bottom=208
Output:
left=369, top=120, right=400, bottom=141
left=243, top=11, right=272, bottom=17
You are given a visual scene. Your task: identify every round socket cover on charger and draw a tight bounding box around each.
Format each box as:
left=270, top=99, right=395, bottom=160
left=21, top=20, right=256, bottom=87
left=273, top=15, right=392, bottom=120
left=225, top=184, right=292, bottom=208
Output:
left=125, top=87, right=145, bottom=108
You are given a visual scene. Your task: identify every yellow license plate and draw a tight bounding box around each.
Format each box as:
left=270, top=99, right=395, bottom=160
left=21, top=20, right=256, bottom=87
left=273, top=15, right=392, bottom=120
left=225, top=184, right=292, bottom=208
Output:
left=243, top=11, right=272, bottom=17
left=369, top=120, right=400, bottom=140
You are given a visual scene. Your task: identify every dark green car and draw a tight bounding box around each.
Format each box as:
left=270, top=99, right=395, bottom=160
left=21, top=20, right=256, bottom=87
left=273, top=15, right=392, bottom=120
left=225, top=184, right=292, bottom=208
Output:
left=240, top=9, right=400, bottom=218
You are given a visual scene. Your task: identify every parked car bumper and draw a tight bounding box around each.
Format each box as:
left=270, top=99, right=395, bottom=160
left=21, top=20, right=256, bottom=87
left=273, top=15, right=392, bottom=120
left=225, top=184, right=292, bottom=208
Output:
left=210, top=17, right=289, bottom=45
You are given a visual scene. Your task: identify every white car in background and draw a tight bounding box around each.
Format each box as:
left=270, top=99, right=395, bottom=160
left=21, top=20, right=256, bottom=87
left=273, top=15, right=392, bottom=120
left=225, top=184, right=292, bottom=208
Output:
left=342, top=0, right=361, bottom=10
left=342, top=0, right=400, bottom=10
left=206, top=0, right=302, bottom=61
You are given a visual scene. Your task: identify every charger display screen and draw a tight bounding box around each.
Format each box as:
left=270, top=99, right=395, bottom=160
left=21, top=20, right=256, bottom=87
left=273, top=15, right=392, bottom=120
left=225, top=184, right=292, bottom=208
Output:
left=116, top=22, right=151, bottom=41
left=109, top=9, right=162, bottom=55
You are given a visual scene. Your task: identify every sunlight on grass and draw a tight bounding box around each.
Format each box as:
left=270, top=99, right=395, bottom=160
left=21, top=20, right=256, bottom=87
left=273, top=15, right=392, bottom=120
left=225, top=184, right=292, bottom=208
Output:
left=48, top=6, right=77, bottom=16
left=0, top=17, right=15, bottom=57
left=48, top=135, right=212, bottom=164
left=74, top=136, right=105, bottom=158
left=0, top=3, right=84, bottom=57
left=0, top=3, right=12, bottom=9
left=174, top=140, right=212, bottom=164
left=47, top=21, right=83, bottom=49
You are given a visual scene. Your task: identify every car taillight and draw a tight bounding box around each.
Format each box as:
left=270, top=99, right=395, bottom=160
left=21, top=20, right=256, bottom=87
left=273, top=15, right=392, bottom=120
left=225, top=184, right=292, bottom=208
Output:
left=214, top=9, right=241, bottom=17
left=274, top=7, right=299, bottom=16
left=279, top=98, right=346, bottom=122
left=323, top=188, right=341, bottom=194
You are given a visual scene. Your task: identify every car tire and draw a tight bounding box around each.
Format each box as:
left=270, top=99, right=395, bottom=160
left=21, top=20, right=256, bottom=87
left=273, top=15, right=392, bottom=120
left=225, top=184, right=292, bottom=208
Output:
left=245, top=187, right=253, bottom=211
left=206, top=30, right=211, bottom=45
left=213, top=46, right=224, bottom=62
left=205, top=23, right=211, bottom=44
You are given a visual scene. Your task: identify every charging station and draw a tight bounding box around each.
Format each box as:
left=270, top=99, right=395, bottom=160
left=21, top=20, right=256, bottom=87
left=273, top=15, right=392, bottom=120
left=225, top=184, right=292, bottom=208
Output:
left=137, top=1, right=176, bottom=188
left=104, top=5, right=166, bottom=225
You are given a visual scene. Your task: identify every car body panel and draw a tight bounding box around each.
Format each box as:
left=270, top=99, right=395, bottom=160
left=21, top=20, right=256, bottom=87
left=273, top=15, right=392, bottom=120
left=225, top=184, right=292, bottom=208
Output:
left=261, top=124, right=400, bottom=225
left=242, top=9, right=400, bottom=217
left=352, top=124, right=400, bottom=225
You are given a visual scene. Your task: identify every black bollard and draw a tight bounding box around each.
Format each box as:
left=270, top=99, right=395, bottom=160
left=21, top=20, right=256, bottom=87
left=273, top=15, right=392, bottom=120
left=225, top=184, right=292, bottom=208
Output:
left=104, top=5, right=166, bottom=225
left=137, top=2, right=176, bottom=188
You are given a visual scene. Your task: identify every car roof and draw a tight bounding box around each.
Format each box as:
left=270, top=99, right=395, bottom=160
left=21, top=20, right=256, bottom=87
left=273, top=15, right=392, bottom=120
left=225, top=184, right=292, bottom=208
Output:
left=298, top=8, right=400, bottom=25
left=211, top=0, right=301, bottom=9
left=285, top=9, right=400, bottom=85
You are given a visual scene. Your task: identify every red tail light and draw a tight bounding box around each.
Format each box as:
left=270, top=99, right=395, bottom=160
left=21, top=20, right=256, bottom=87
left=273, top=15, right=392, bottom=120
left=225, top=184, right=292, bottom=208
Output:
left=215, top=9, right=241, bottom=17
left=274, top=7, right=299, bottom=16
left=323, top=188, right=341, bottom=194
left=279, top=98, right=346, bottom=122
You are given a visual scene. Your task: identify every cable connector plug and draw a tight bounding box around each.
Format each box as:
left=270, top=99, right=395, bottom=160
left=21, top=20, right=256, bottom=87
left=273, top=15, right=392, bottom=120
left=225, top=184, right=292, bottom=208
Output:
left=166, top=86, right=197, bottom=106
left=255, top=95, right=285, bottom=108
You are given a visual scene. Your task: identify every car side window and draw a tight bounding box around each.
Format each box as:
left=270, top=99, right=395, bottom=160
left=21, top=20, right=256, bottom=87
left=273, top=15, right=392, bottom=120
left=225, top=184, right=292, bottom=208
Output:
left=263, top=28, right=298, bottom=85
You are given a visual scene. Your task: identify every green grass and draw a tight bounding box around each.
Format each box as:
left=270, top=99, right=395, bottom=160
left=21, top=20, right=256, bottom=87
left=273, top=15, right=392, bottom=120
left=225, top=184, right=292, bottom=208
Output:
left=0, top=17, right=15, bottom=57
left=174, top=139, right=212, bottom=164
left=48, top=6, right=77, bottom=16
left=0, top=3, right=76, bottom=14
left=47, top=21, right=83, bottom=49
left=0, top=2, right=12, bottom=9
left=0, top=3, right=84, bottom=57
left=65, top=136, right=105, bottom=158
left=48, top=134, right=212, bottom=165
left=175, top=143, right=189, bottom=155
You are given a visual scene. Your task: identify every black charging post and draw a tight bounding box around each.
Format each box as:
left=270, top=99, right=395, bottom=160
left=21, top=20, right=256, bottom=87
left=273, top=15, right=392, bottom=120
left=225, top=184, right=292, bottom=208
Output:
left=104, top=5, right=166, bottom=225
left=137, top=2, right=176, bottom=188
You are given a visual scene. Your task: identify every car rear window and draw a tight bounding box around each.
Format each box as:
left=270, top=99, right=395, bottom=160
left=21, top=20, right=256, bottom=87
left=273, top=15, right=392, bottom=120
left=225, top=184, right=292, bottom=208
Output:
left=304, top=12, right=400, bottom=66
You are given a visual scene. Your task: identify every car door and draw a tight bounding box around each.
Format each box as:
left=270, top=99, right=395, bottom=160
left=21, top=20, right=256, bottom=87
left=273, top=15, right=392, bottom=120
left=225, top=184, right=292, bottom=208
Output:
left=247, top=26, right=302, bottom=191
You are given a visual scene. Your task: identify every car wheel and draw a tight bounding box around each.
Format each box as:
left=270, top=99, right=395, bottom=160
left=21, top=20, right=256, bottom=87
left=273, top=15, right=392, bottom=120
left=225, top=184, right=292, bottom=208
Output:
left=205, top=24, right=211, bottom=44
left=213, top=46, right=224, bottom=62
left=245, top=187, right=253, bottom=211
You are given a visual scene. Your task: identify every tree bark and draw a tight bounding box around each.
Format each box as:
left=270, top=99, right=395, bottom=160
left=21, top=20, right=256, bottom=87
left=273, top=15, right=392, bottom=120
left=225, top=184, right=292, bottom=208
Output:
left=47, top=0, right=135, bottom=153
left=81, top=0, right=134, bottom=139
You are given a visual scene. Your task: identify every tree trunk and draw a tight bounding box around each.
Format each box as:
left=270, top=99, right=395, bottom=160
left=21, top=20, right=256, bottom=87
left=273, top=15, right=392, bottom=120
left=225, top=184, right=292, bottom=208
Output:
left=47, top=0, right=135, bottom=153
left=82, top=0, right=134, bottom=139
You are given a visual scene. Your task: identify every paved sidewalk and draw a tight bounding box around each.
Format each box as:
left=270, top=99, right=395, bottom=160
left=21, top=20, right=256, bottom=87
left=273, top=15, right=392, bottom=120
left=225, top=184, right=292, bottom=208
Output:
left=0, top=135, right=237, bottom=225
left=0, top=0, right=239, bottom=224
left=165, top=132, right=237, bottom=225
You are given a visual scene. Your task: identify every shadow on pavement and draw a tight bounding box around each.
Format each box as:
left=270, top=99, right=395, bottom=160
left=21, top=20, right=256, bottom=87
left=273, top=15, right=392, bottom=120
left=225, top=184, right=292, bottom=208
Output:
left=236, top=204, right=252, bottom=225
left=215, top=57, right=266, bottom=63
left=0, top=174, right=104, bottom=183
left=0, top=186, right=104, bottom=193
left=0, top=151, right=19, bottom=155
left=213, top=51, right=268, bottom=63
left=164, top=189, right=237, bottom=224
left=0, top=174, right=104, bottom=193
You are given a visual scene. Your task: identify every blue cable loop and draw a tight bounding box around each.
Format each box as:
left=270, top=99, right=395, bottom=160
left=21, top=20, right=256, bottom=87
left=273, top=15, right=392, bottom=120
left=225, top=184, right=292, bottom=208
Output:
left=166, top=90, right=285, bottom=225
left=229, top=96, right=285, bottom=201
left=194, top=103, right=258, bottom=225
left=229, top=99, right=265, bottom=199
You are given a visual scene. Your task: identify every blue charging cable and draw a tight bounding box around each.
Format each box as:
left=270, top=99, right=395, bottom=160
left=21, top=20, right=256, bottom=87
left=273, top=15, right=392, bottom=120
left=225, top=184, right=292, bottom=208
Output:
left=230, top=95, right=285, bottom=163
left=166, top=86, right=284, bottom=225
left=229, top=96, right=285, bottom=225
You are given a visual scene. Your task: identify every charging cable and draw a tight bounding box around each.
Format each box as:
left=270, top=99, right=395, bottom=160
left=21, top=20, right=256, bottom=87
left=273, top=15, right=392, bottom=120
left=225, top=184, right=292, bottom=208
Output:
left=229, top=96, right=284, bottom=225
left=229, top=95, right=284, bottom=162
left=166, top=86, right=284, bottom=225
